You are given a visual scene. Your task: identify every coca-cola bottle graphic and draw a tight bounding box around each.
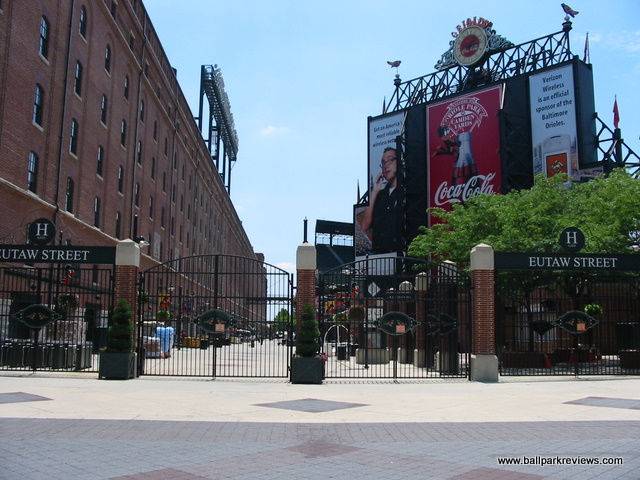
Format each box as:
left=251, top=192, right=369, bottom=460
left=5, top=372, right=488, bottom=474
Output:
left=451, top=131, right=479, bottom=186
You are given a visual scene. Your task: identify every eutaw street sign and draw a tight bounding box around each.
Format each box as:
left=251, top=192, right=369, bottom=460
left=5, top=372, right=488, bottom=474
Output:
left=0, top=245, right=116, bottom=264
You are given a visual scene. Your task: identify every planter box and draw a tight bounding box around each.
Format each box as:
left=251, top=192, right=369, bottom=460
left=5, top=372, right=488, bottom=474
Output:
left=355, top=348, right=390, bottom=365
left=502, top=352, right=546, bottom=368
left=619, top=350, right=640, bottom=369
left=290, top=356, right=323, bottom=384
left=99, top=352, right=136, bottom=380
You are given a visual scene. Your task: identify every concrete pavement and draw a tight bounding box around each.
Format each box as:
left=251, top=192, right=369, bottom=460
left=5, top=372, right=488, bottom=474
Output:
left=1, top=372, right=639, bottom=479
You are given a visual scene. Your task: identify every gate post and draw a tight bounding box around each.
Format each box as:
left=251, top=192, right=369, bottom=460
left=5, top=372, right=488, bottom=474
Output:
left=470, top=243, right=498, bottom=382
left=413, top=272, right=430, bottom=367
left=114, top=239, right=142, bottom=375
left=296, top=242, right=317, bottom=327
left=115, top=239, right=141, bottom=309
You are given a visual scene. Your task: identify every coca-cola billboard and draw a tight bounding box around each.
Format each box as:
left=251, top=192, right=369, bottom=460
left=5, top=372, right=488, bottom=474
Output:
left=426, top=86, right=502, bottom=225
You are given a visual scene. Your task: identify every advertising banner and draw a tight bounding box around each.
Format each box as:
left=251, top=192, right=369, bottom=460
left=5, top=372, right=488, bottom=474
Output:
left=426, top=86, right=502, bottom=225
left=529, top=63, right=578, bottom=179
left=357, top=112, right=405, bottom=255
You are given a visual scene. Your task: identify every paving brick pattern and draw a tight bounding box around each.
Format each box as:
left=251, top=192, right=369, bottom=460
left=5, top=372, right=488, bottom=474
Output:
left=1, top=418, right=639, bottom=479
left=2, top=374, right=640, bottom=479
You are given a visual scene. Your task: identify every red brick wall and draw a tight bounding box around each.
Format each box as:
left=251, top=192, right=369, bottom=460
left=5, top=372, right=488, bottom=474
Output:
left=472, top=269, right=495, bottom=355
left=296, top=269, right=316, bottom=327
left=0, top=1, right=257, bottom=268
left=114, top=265, right=138, bottom=312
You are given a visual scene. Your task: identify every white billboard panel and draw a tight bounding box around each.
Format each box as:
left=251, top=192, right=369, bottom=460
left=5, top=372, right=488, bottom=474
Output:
left=529, top=64, right=578, bottom=178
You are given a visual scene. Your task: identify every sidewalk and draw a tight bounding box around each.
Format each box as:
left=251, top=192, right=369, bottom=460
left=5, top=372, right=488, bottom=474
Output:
left=1, top=372, right=639, bottom=479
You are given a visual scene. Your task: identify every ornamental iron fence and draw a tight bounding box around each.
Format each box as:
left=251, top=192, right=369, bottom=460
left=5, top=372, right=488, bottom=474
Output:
left=318, top=256, right=471, bottom=380
left=496, top=270, right=640, bottom=375
left=0, top=265, right=114, bottom=372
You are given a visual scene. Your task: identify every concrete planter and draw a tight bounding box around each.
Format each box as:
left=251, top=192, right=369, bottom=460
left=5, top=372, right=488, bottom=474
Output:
left=98, top=352, right=137, bottom=380
left=355, top=348, right=390, bottom=365
left=290, top=356, right=323, bottom=384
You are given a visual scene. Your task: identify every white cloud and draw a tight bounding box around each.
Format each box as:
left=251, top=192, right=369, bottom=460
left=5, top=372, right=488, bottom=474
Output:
left=259, top=125, right=291, bottom=137
left=596, top=30, right=640, bottom=54
left=275, top=261, right=296, bottom=274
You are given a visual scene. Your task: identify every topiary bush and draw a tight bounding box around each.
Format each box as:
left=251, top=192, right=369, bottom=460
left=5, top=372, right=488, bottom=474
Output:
left=295, top=304, right=320, bottom=357
left=105, top=299, right=134, bottom=352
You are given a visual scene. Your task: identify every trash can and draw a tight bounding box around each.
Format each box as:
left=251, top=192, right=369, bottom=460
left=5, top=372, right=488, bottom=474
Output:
left=336, top=344, right=348, bottom=360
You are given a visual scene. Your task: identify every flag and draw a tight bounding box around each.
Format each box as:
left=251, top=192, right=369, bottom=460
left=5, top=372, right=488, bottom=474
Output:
left=583, top=32, right=590, bottom=63
left=613, top=97, right=620, bottom=129
left=357, top=180, right=361, bottom=202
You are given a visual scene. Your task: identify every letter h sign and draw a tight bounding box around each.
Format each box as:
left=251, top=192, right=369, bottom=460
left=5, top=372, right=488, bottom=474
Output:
left=28, top=218, right=56, bottom=245
left=560, top=227, right=585, bottom=253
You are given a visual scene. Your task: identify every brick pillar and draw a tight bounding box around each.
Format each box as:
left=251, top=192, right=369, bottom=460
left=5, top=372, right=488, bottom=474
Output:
left=295, top=243, right=317, bottom=327
left=114, top=240, right=141, bottom=375
left=413, top=272, right=430, bottom=367
left=115, top=239, right=141, bottom=312
left=470, top=243, right=498, bottom=381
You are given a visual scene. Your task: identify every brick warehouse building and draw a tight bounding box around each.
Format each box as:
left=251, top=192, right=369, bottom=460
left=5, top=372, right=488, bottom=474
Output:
left=0, top=0, right=258, bottom=266
left=0, top=0, right=271, bottom=362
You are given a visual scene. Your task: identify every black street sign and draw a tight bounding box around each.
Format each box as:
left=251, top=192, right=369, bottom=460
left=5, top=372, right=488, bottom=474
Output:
left=494, top=252, right=640, bottom=271
left=0, top=245, right=116, bottom=264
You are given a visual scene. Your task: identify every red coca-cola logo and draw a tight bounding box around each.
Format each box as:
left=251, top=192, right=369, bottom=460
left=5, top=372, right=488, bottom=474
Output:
left=434, top=173, right=497, bottom=206
left=459, top=35, right=480, bottom=57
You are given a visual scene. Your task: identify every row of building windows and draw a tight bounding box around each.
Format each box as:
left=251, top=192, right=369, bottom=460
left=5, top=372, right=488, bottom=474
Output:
left=40, top=8, right=88, bottom=60
left=29, top=3, right=232, bottom=260
left=27, top=143, right=222, bottom=249
left=34, top=84, right=137, bottom=144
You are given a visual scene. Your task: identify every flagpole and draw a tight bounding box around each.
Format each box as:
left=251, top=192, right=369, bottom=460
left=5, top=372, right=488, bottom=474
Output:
left=613, top=96, right=622, bottom=164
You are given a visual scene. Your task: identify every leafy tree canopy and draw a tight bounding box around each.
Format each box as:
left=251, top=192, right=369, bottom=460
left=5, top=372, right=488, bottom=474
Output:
left=272, top=308, right=292, bottom=333
left=408, top=169, right=640, bottom=267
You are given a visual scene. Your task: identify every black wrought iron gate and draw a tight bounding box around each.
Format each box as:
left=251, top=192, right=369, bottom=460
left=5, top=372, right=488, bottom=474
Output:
left=318, top=257, right=471, bottom=379
left=0, top=265, right=114, bottom=372
left=138, top=255, right=293, bottom=378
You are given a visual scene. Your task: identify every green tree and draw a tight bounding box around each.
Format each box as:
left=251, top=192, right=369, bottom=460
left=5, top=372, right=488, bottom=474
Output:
left=408, top=169, right=640, bottom=266
left=272, top=308, right=292, bottom=334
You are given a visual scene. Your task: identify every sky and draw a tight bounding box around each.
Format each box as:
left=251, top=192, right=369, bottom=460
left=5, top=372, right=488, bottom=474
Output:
left=144, top=0, right=640, bottom=274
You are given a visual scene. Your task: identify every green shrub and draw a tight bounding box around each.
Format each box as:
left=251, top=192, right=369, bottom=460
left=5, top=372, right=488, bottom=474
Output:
left=295, top=304, right=320, bottom=357
left=105, top=299, right=134, bottom=352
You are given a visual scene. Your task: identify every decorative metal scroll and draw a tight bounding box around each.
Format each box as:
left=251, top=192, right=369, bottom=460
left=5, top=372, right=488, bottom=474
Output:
left=195, top=309, right=236, bottom=334
left=13, top=304, right=62, bottom=329
left=373, top=311, right=420, bottom=336
left=553, top=310, right=599, bottom=334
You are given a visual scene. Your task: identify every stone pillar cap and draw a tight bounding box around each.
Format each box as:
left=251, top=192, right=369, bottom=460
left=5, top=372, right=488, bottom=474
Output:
left=470, top=243, right=494, bottom=271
